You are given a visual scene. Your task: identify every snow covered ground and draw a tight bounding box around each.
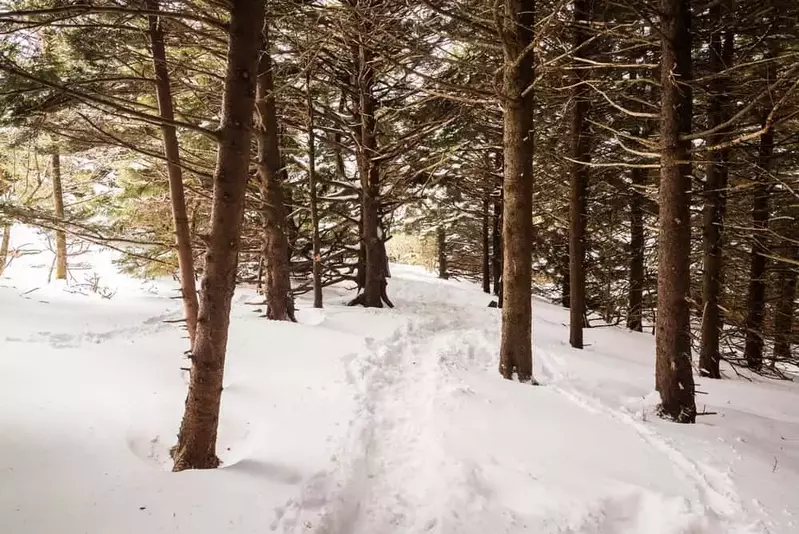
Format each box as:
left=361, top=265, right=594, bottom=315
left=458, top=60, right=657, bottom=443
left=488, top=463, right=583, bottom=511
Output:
left=1, top=225, right=798, bottom=534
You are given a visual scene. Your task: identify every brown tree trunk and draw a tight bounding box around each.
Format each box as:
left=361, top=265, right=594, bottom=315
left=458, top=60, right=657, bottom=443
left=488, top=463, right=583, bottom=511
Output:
left=492, top=194, right=503, bottom=305
left=743, top=127, right=774, bottom=370
left=437, top=226, right=448, bottom=279
left=482, top=191, right=491, bottom=293
left=255, top=22, right=295, bottom=322
left=498, top=0, right=535, bottom=383
left=51, top=150, right=67, bottom=281
left=569, top=0, right=590, bottom=349
left=699, top=11, right=733, bottom=379
left=655, top=0, right=696, bottom=423
left=0, top=224, right=9, bottom=276
left=172, top=0, right=266, bottom=471
left=628, top=167, right=645, bottom=332
left=561, top=245, right=570, bottom=308
left=146, top=0, right=199, bottom=344
left=307, top=71, right=323, bottom=309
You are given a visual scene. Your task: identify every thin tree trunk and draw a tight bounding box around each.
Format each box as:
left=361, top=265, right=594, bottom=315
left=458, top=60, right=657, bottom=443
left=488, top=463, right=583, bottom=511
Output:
left=628, top=166, right=645, bottom=332
left=743, top=127, right=774, bottom=370
left=492, top=194, right=503, bottom=305
left=307, top=71, right=323, bottom=309
left=172, top=0, right=266, bottom=471
left=255, top=22, right=295, bottom=322
left=569, top=0, right=591, bottom=349
left=773, top=248, right=797, bottom=363
left=482, top=191, right=491, bottom=293
left=0, top=224, right=9, bottom=276
left=51, top=150, right=67, bottom=281
left=561, top=245, right=570, bottom=308
left=498, top=0, right=535, bottom=383
left=146, top=0, right=199, bottom=344
left=437, top=226, right=448, bottom=279
left=655, top=0, right=696, bottom=423
left=699, top=11, right=733, bottom=379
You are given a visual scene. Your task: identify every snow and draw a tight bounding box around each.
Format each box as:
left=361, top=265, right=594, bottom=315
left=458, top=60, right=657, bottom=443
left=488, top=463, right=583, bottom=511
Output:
left=1, top=227, right=798, bottom=534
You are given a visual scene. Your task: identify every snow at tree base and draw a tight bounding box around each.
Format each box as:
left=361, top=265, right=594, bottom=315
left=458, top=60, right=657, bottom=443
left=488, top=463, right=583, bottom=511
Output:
left=1, top=226, right=797, bottom=534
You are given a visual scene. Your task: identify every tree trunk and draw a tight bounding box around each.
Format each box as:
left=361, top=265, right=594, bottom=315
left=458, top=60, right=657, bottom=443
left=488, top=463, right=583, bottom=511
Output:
left=172, top=0, right=266, bottom=471
left=307, top=71, right=323, bottom=309
left=628, top=166, right=645, bottom=332
left=561, top=245, right=570, bottom=308
left=482, top=191, right=491, bottom=293
left=498, top=0, right=535, bottom=383
left=569, top=0, right=590, bottom=349
left=773, top=248, right=797, bottom=363
left=743, top=127, right=774, bottom=370
left=51, top=150, right=67, bottom=281
left=0, top=224, right=9, bottom=276
left=699, top=11, right=733, bottom=379
left=437, top=226, right=448, bottom=280
left=255, top=22, right=295, bottom=322
left=146, top=0, right=199, bottom=344
left=492, top=194, right=503, bottom=305
left=655, top=0, right=696, bottom=423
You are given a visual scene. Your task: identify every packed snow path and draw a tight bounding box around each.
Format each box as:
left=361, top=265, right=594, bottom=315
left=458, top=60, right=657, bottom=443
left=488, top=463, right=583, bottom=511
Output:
left=1, top=255, right=798, bottom=533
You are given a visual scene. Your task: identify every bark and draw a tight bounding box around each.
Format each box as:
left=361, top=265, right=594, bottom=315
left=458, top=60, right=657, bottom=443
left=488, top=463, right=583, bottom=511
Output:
left=655, top=0, right=696, bottom=423
left=482, top=191, right=491, bottom=293
left=51, top=150, right=67, bottom=281
left=569, top=0, right=590, bottom=349
left=255, top=22, right=295, bottom=322
left=492, top=194, right=503, bottom=305
left=172, top=0, right=266, bottom=471
left=561, top=246, right=570, bottom=308
left=0, top=224, right=9, bottom=276
left=627, top=167, right=645, bottom=332
left=743, top=127, right=774, bottom=370
left=307, top=71, right=323, bottom=309
left=146, top=0, right=199, bottom=344
left=437, top=226, right=448, bottom=280
left=498, top=0, right=535, bottom=383
left=699, top=12, right=733, bottom=379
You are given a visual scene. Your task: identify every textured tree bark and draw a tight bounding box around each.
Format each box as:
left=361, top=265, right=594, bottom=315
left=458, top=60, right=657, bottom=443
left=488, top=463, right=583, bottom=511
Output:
left=743, top=127, right=774, bottom=370
left=146, top=0, right=199, bottom=344
left=498, top=0, right=535, bottom=382
left=437, top=226, right=448, bottom=280
left=699, top=10, right=733, bottom=379
left=627, top=166, right=645, bottom=332
left=51, top=150, right=67, bottom=281
left=655, top=0, right=696, bottom=423
left=569, top=0, right=591, bottom=349
left=0, top=224, right=9, bottom=276
left=307, top=71, right=323, bottom=309
left=172, top=0, right=266, bottom=471
left=255, top=22, right=295, bottom=322
left=482, top=192, right=491, bottom=293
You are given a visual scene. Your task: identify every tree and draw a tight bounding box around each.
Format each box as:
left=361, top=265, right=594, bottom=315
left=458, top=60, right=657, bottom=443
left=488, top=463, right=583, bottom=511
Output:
left=172, top=0, right=266, bottom=471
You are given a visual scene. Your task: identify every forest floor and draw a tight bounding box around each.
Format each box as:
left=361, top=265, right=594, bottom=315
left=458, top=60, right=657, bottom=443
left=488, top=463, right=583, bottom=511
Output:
left=1, top=226, right=798, bottom=534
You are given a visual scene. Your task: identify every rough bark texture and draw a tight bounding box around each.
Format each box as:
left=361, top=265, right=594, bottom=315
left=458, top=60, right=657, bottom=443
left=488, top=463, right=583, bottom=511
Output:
left=51, top=150, right=67, bottom=281
left=655, top=0, right=696, bottom=423
left=172, top=0, right=266, bottom=471
left=307, top=71, right=323, bottom=309
left=437, top=226, right=448, bottom=279
left=255, top=23, right=295, bottom=322
left=0, top=224, right=9, bottom=276
left=627, top=166, right=645, bottom=332
left=699, top=11, right=733, bottom=379
left=569, top=0, right=590, bottom=349
left=498, top=0, right=535, bottom=382
left=146, top=0, right=199, bottom=344
left=482, top=192, right=491, bottom=293
left=743, top=127, right=774, bottom=370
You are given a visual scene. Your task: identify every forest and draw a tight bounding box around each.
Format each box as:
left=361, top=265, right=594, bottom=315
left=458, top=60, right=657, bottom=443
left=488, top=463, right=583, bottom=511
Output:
left=0, top=0, right=798, bottom=532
